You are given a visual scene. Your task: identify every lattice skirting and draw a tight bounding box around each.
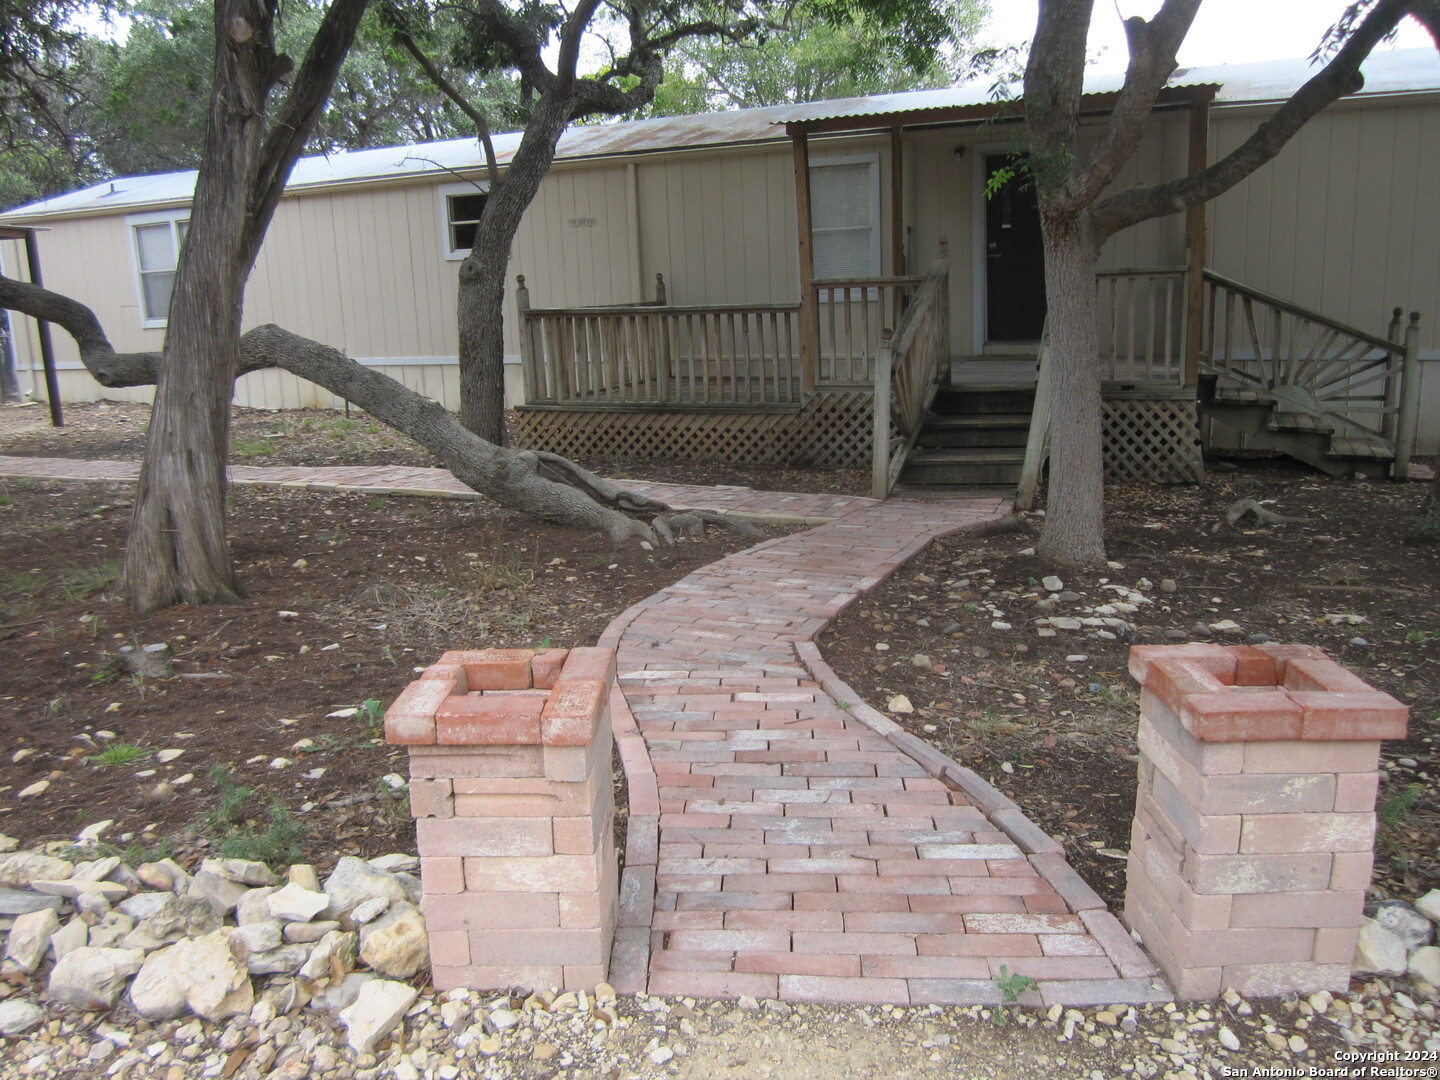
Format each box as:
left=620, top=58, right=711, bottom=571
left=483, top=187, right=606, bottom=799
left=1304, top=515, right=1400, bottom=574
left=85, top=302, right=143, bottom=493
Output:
left=512, top=392, right=874, bottom=468
left=1102, top=399, right=1203, bottom=483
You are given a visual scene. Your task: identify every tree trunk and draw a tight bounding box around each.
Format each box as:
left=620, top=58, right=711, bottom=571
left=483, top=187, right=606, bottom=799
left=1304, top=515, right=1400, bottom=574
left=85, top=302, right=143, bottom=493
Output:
left=122, top=0, right=276, bottom=613
left=1034, top=212, right=1107, bottom=568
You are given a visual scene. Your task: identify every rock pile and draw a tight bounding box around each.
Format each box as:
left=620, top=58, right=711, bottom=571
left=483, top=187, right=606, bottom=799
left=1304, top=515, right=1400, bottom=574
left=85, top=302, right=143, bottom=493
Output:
left=1354, top=893, right=1440, bottom=986
left=0, top=837, right=431, bottom=1053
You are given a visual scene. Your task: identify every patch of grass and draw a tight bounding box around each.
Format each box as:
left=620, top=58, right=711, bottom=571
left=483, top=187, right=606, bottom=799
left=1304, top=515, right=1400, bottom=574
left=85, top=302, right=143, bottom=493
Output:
left=0, top=493, right=12, bottom=507
left=58, top=560, right=121, bottom=601
left=87, top=742, right=147, bottom=767
left=232, top=438, right=275, bottom=458
left=1379, top=783, right=1423, bottom=829
left=204, top=765, right=255, bottom=828
left=324, top=419, right=359, bottom=438
left=90, top=651, right=127, bottom=683
left=217, top=804, right=306, bottom=868
left=121, top=836, right=175, bottom=866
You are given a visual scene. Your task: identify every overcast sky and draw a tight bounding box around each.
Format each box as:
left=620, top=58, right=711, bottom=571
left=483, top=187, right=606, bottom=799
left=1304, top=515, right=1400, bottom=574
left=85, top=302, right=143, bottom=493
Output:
left=980, top=1, right=1435, bottom=70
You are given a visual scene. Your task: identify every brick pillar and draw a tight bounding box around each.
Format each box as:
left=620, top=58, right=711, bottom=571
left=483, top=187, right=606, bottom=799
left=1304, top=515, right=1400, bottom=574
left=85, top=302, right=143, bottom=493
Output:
left=1124, top=643, right=1407, bottom=1000
left=384, top=647, right=619, bottom=993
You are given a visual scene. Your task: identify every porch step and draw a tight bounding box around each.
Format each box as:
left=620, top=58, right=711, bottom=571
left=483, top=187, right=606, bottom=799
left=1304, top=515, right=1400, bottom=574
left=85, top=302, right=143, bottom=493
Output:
left=1199, top=377, right=1395, bottom=479
left=917, top=414, right=1032, bottom=448
left=930, top=386, right=1036, bottom=416
left=900, top=447, right=1024, bottom=487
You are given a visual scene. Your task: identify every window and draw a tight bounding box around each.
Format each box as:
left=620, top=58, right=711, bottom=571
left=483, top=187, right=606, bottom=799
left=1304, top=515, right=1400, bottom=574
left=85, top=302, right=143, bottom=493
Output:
left=439, top=182, right=489, bottom=259
left=128, top=212, right=189, bottom=327
left=809, top=157, right=880, bottom=280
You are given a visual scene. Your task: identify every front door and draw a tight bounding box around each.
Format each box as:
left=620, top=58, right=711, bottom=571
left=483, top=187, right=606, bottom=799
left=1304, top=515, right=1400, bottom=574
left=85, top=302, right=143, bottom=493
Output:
left=984, top=154, right=1046, bottom=343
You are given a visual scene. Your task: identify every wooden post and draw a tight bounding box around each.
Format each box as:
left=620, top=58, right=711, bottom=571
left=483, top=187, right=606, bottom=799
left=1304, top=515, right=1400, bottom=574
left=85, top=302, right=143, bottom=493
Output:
left=654, top=272, right=666, bottom=305
left=792, top=129, right=818, bottom=393
left=872, top=328, right=893, bottom=499
left=890, top=125, right=905, bottom=319
left=22, top=230, right=62, bottom=427
left=1393, top=312, right=1421, bottom=480
left=1183, top=97, right=1209, bottom=388
left=1383, top=307, right=1403, bottom=443
left=515, top=275, right=537, bottom=404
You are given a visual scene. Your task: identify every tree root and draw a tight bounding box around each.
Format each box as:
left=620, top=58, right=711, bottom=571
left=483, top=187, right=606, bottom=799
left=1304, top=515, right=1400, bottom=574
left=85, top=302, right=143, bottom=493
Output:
left=1211, top=497, right=1310, bottom=533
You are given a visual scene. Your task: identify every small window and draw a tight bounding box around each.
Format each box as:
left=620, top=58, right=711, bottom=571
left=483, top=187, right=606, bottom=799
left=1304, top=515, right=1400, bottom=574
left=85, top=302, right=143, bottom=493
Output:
left=439, top=183, right=489, bottom=258
left=129, top=214, right=189, bottom=326
left=809, top=159, right=879, bottom=280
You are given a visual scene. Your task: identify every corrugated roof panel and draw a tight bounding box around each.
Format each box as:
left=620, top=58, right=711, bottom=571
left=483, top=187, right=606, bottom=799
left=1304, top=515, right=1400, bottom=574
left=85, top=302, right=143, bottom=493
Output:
left=4, top=48, right=1434, bottom=222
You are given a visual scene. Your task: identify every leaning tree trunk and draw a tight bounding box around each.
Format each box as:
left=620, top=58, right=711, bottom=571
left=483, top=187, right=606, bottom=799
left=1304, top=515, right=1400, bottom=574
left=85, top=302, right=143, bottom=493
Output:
left=122, top=0, right=276, bottom=613
left=454, top=88, right=576, bottom=443
left=1034, top=213, right=1107, bottom=568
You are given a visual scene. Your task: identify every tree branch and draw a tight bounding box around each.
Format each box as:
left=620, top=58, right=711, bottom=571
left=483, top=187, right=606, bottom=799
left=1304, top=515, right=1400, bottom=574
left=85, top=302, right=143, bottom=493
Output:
left=1091, top=0, right=1432, bottom=239
left=393, top=28, right=499, bottom=187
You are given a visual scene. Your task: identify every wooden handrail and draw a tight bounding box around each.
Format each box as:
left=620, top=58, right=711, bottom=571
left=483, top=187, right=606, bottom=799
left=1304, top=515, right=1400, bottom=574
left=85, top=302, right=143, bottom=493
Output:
left=1202, top=269, right=1396, bottom=355
left=526, top=302, right=800, bottom=317
left=872, top=255, right=950, bottom=498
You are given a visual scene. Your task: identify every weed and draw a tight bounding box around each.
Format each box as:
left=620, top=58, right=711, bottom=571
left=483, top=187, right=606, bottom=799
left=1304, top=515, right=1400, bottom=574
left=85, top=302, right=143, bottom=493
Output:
left=45, top=694, right=68, bottom=715
left=58, top=561, right=122, bottom=601
left=992, top=964, right=1038, bottom=1021
left=359, top=698, right=385, bottom=735
left=204, top=765, right=255, bottom=828
left=88, top=743, right=147, bottom=767
left=218, top=804, right=306, bottom=868
left=90, top=652, right=127, bottom=683
left=0, top=493, right=11, bottom=507
left=367, top=497, right=389, bottom=511
left=232, top=438, right=275, bottom=458
left=121, top=836, right=175, bottom=866
left=375, top=778, right=411, bottom=825
left=1379, top=783, right=1422, bottom=829
left=324, top=419, right=359, bottom=438
left=1404, top=628, right=1437, bottom=645
left=3, top=569, right=47, bottom=595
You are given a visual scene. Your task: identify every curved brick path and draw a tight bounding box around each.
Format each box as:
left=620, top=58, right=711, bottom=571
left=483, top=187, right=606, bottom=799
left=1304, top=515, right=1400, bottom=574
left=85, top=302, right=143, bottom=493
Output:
left=598, top=499, right=1166, bottom=1007
left=4, top=454, right=1164, bottom=1005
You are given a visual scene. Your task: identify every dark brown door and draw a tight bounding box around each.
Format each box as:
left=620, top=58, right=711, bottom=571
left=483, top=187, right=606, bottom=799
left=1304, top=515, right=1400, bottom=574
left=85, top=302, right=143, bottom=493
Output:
left=985, top=154, right=1046, bottom=342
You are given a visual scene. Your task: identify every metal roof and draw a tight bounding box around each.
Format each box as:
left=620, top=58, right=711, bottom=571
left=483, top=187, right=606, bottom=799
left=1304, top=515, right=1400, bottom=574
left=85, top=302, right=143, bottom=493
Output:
left=4, top=47, right=1435, bottom=223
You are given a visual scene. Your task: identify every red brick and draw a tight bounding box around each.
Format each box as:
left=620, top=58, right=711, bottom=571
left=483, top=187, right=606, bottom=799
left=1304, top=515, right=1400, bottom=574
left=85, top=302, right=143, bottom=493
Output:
left=463, top=853, right=604, bottom=892
left=735, top=952, right=861, bottom=977
left=1291, top=691, right=1408, bottom=741
left=844, top=911, right=966, bottom=934
left=1333, top=771, right=1381, bottom=813
left=1182, top=689, right=1303, bottom=743
left=409, top=778, right=453, bottom=819
left=439, top=649, right=535, bottom=690
left=651, top=911, right=725, bottom=931
left=562, top=964, right=609, bottom=992
left=1220, top=960, right=1350, bottom=998
left=837, top=874, right=951, bottom=895
left=665, top=929, right=791, bottom=952
left=1238, top=812, right=1375, bottom=854
left=907, top=894, right=1027, bottom=914
left=988, top=956, right=1117, bottom=980
left=1038, top=935, right=1106, bottom=956
left=435, top=693, right=544, bottom=745
left=722, top=874, right=837, bottom=893
left=675, top=891, right=791, bottom=911
left=725, top=909, right=843, bottom=931
left=1329, top=849, right=1376, bottom=891
left=916, top=934, right=1041, bottom=957
left=779, top=974, right=909, bottom=1004
left=559, top=646, right=617, bottom=685
left=408, top=744, right=544, bottom=779
left=419, top=856, right=464, bottom=894
left=423, top=891, right=560, bottom=931
left=1242, top=739, right=1379, bottom=774
left=531, top=648, right=570, bottom=690
left=1128, top=644, right=1235, bottom=686
left=646, top=971, right=777, bottom=998
left=1282, top=656, right=1373, bottom=694
left=863, top=954, right=990, bottom=979
left=417, top=817, right=552, bottom=858
left=1229, top=645, right=1281, bottom=686
left=385, top=676, right=458, bottom=744
left=541, top=678, right=608, bottom=746
left=432, top=963, right=563, bottom=993
left=648, top=950, right=737, bottom=972
left=1142, top=657, right=1229, bottom=716
left=962, top=913, right=1084, bottom=934
left=794, top=892, right=914, bottom=912
left=792, top=931, right=916, bottom=955
left=468, top=926, right=606, bottom=966
left=426, top=929, right=470, bottom=967
left=1188, top=852, right=1335, bottom=897
left=1079, top=909, right=1160, bottom=979
left=1314, top=925, right=1361, bottom=964
left=1228, top=890, right=1364, bottom=929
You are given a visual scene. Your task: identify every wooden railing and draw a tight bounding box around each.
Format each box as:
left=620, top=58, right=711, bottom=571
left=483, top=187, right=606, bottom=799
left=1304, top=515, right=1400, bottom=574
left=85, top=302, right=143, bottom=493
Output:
left=812, top=276, right=923, bottom=386
left=1097, top=267, right=1188, bottom=383
left=519, top=276, right=804, bottom=407
left=872, top=257, right=950, bottom=498
left=1201, top=269, right=1421, bottom=474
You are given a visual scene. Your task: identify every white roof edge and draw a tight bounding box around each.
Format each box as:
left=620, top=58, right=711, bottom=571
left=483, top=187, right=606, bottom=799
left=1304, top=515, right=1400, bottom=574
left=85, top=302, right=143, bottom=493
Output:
left=3, top=48, right=1435, bottom=225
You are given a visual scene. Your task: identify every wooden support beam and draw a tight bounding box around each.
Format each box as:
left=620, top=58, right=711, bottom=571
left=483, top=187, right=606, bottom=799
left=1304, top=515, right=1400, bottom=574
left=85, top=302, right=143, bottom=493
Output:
left=1184, top=97, right=1209, bottom=388
left=792, top=131, right=818, bottom=393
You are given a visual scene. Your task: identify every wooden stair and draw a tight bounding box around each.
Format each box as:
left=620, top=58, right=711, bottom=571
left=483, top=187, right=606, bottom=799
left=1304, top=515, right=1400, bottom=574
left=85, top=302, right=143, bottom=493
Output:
left=1199, top=378, right=1395, bottom=478
left=893, top=379, right=1034, bottom=497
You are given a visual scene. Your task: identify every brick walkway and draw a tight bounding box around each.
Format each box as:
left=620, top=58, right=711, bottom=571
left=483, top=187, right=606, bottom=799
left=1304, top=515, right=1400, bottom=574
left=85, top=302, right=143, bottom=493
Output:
left=0, top=457, right=875, bottom=523
left=4, top=454, right=1166, bottom=1005
left=600, top=499, right=1167, bottom=1007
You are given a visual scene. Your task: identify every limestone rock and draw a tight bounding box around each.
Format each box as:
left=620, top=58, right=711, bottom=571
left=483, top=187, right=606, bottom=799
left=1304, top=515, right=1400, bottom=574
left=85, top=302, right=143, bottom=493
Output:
left=172, top=931, right=255, bottom=1021
left=247, top=943, right=315, bottom=976
left=4, top=908, right=61, bottom=974
left=1408, top=945, right=1440, bottom=985
left=0, top=852, right=73, bottom=887
left=231, top=919, right=283, bottom=956
left=322, top=857, right=407, bottom=926
left=205, top=858, right=280, bottom=888
left=135, top=862, right=175, bottom=892
left=358, top=902, right=428, bottom=979
left=30, top=878, right=129, bottom=902
left=122, top=895, right=222, bottom=950
left=1354, top=918, right=1408, bottom=976
left=50, top=916, right=88, bottom=963
left=46, top=947, right=145, bottom=1008
left=287, top=864, right=321, bottom=892
left=1370, top=900, right=1435, bottom=952
left=235, top=886, right=278, bottom=925
left=117, top=892, right=174, bottom=921
left=351, top=897, right=390, bottom=925
left=188, top=870, right=250, bottom=914
left=311, top=971, right=374, bottom=1013
left=1415, top=889, right=1440, bottom=925
left=338, top=978, right=418, bottom=1053
left=0, top=888, right=64, bottom=916
left=87, top=911, right=136, bottom=949
left=284, top=920, right=340, bottom=944
left=367, top=854, right=419, bottom=875
left=129, top=946, right=189, bottom=1020
left=298, top=929, right=358, bottom=981
left=268, top=882, right=329, bottom=922
left=72, top=856, right=121, bottom=882
left=0, top=999, right=45, bottom=1036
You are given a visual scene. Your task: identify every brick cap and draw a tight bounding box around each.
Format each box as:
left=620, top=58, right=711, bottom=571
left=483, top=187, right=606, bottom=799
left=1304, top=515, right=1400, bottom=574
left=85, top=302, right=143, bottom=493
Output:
left=1129, top=644, right=1406, bottom=742
left=385, top=646, right=613, bottom=746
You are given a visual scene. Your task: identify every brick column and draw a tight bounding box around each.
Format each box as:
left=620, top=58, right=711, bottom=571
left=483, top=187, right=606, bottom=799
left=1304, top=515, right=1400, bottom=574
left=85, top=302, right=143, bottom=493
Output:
left=1124, top=643, right=1406, bottom=1000
left=384, top=647, right=619, bottom=992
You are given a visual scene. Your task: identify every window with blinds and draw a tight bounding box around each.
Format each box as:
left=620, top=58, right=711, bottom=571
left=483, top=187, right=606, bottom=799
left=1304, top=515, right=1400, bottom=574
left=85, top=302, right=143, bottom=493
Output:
left=130, top=215, right=190, bottom=326
left=438, top=181, right=490, bottom=259
left=809, top=158, right=879, bottom=281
